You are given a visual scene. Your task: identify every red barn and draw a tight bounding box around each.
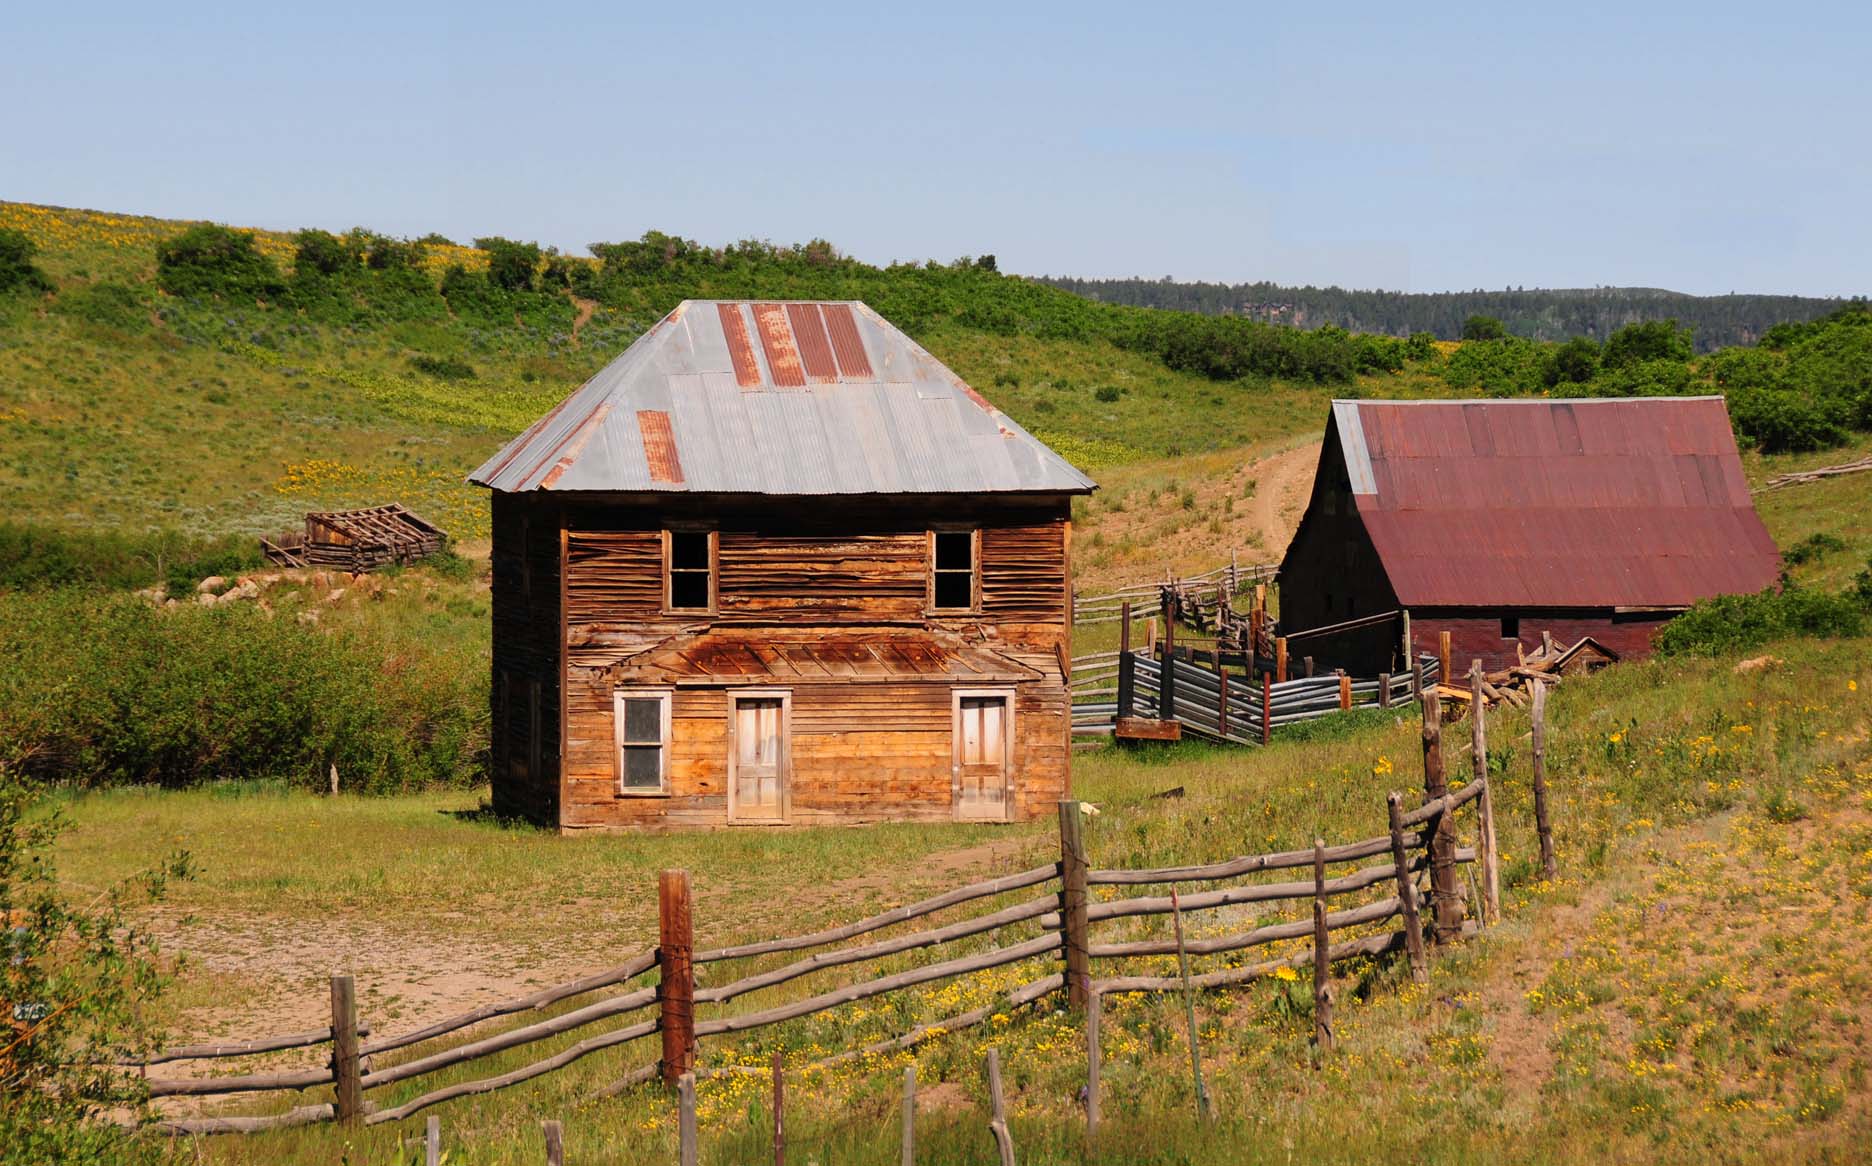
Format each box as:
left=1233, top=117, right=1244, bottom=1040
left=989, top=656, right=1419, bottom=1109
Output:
left=1277, top=397, right=1782, bottom=673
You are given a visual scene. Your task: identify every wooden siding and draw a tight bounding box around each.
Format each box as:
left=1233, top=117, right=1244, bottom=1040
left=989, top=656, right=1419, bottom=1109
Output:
left=488, top=493, right=1077, bottom=831
left=489, top=493, right=564, bottom=825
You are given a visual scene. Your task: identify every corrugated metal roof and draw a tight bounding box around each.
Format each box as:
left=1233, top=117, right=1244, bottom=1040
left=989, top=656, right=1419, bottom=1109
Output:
left=1319, top=397, right=1780, bottom=608
left=614, top=627, right=1043, bottom=685
left=469, top=300, right=1096, bottom=496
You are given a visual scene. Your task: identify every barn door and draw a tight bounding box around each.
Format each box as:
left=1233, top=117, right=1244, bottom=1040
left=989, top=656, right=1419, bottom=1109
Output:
left=953, top=691, right=1013, bottom=822
left=730, top=693, right=789, bottom=823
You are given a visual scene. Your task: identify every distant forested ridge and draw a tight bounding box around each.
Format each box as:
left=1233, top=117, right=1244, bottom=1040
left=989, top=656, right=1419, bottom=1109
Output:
left=1036, top=277, right=1849, bottom=353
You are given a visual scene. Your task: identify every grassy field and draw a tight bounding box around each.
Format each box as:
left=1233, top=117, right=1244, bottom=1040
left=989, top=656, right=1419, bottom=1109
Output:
left=53, top=629, right=1872, bottom=1164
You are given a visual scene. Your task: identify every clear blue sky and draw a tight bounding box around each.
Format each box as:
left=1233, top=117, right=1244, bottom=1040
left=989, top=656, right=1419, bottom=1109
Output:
left=6, top=1, right=1866, bottom=296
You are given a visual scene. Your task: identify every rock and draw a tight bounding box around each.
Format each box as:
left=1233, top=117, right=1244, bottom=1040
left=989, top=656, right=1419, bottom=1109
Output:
left=297, top=610, right=320, bottom=625
left=196, top=575, right=227, bottom=594
left=323, top=588, right=347, bottom=605
left=196, top=592, right=217, bottom=606
left=134, top=585, right=166, bottom=603
left=1734, top=655, right=1783, bottom=674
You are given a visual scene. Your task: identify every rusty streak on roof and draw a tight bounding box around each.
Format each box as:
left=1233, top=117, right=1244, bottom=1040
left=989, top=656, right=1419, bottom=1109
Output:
left=636, top=410, right=683, bottom=484
left=468, top=300, right=1095, bottom=496
left=1311, top=397, right=1781, bottom=609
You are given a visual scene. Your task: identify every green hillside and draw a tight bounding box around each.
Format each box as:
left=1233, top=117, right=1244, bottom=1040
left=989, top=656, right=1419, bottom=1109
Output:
left=0, top=202, right=1379, bottom=543
left=3, top=199, right=1868, bottom=554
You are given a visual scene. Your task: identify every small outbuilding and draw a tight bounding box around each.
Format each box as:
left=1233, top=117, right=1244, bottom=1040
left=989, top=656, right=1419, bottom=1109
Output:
left=1277, top=396, right=1781, bottom=673
left=261, top=504, right=446, bottom=572
left=470, top=300, right=1095, bottom=831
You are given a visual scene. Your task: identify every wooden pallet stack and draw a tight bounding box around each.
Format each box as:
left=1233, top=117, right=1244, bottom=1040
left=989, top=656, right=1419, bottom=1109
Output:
left=1433, top=633, right=1616, bottom=710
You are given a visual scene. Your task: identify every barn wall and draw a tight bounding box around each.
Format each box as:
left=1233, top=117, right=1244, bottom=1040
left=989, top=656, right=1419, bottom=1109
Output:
left=1409, top=610, right=1671, bottom=673
left=1277, top=427, right=1398, bottom=655
left=489, top=493, right=564, bottom=826
left=534, top=494, right=1073, bottom=830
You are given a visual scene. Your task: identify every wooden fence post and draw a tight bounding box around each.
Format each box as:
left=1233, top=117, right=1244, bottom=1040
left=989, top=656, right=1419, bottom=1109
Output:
left=1336, top=671, right=1351, bottom=711
left=1119, top=600, right=1132, bottom=655
left=1400, top=609, right=1411, bottom=672
left=1387, top=792, right=1429, bottom=983
left=1217, top=665, right=1229, bottom=738
left=902, top=1064, right=917, bottom=1166
left=678, top=1072, right=698, bottom=1166
left=1531, top=681, right=1556, bottom=881
left=1260, top=673, right=1272, bottom=746
left=772, top=1051, right=785, bottom=1166
left=1170, top=890, right=1211, bottom=1121
left=1059, top=801, right=1091, bottom=1009
left=1303, top=655, right=1315, bottom=679
left=1159, top=605, right=1177, bottom=720
left=1115, top=647, right=1136, bottom=722
left=1147, top=616, right=1157, bottom=655
left=1276, top=637, right=1288, bottom=682
left=1470, top=661, right=1501, bottom=925
left=1437, top=631, right=1451, bottom=688
left=986, top=1049, right=1016, bottom=1166
left=543, top=1119, right=564, bottom=1166
left=1085, top=991, right=1102, bottom=1145
left=1420, top=694, right=1463, bottom=943
left=1312, top=840, right=1334, bottom=1055
left=659, top=870, right=696, bottom=1084
left=1378, top=672, right=1391, bottom=709
left=330, top=974, right=362, bottom=1125
left=1411, top=659, right=1424, bottom=699
left=425, top=1115, right=440, bottom=1166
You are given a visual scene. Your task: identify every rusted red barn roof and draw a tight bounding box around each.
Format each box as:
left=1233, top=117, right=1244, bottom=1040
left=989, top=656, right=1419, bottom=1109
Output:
left=1315, top=397, right=1781, bottom=609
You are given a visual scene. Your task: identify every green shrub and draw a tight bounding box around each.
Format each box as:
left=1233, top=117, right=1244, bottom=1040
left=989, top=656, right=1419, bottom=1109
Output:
left=409, top=353, right=476, bottom=381
left=1443, top=336, right=1547, bottom=396
left=0, top=228, right=53, bottom=295
left=1781, top=532, right=1847, bottom=565
left=154, top=224, right=284, bottom=300
left=1602, top=319, right=1693, bottom=369
left=1544, top=336, right=1600, bottom=386
left=1725, top=387, right=1850, bottom=453
left=1461, top=314, right=1506, bottom=341
left=0, top=524, right=262, bottom=593
left=0, top=591, right=486, bottom=792
left=1656, top=586, right=1865, bottom=657
left=1094, top=386, right=1122, bottom=403
left=291, top=228, right=360, bottom=276
left=0, top=773, right=186, bottom=1165
left=476, top=236, right=543, bottom=291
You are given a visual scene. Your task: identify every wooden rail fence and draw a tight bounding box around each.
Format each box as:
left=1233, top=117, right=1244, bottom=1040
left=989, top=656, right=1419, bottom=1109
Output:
left=135, top=676, right=1551, bottom=1151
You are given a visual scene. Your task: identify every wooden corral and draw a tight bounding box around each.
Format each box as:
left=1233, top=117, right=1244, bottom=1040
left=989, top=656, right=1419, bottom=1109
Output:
left=262, top=504, right=446, bottom=572
left=472, top=300, right=1096, bottom=830
left=1278, top=397, right=1782, bottom=673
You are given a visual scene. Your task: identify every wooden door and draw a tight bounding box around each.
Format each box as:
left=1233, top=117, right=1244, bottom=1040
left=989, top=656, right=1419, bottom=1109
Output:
left=730, top=695, right=788, bottom=822
left=954, top=693, right=1012, bottom=821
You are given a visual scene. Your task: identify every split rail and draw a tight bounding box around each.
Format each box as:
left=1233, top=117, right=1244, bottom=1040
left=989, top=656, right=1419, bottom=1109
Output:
left=136, top=669, right=1546, bottom=1145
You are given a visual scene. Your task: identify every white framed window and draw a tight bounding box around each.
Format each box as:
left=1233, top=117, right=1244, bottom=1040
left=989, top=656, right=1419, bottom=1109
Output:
left=929, top=528, right=979, bottom=612
left=613, top=689, right=672, bottom=795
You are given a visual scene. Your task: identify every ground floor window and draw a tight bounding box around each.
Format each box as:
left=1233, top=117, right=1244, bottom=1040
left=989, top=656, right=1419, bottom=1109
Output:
left=1501, top=616, right=1521, bottom=640
left=614, top=689, right=671, bottom=794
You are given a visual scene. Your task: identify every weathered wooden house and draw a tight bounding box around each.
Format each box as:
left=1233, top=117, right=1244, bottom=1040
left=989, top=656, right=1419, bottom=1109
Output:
left=469, top=300, right=1095, bottom=831
left=1277, top=397, right=1781, bottom=673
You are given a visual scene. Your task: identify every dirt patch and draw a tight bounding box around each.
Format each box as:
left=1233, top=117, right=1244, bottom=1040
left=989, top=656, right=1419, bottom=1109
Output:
left=1074, top=440, right=1319, bottom=593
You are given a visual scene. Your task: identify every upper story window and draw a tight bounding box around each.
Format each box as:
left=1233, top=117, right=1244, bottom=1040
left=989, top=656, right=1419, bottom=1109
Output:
left=930, top=529, right=978, bottom=612
left=665, top=529, right=716, bottom=612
